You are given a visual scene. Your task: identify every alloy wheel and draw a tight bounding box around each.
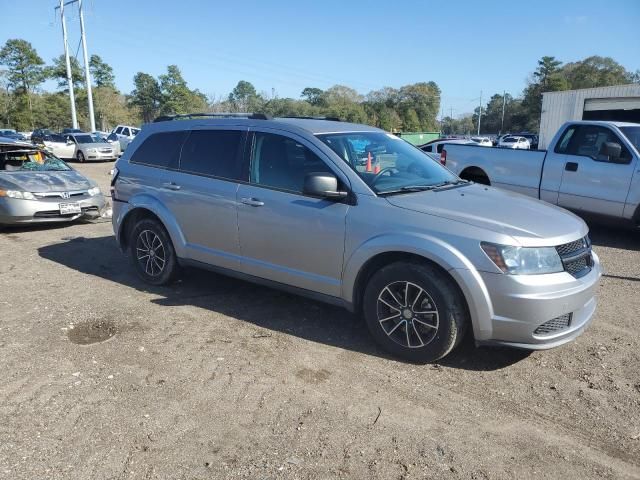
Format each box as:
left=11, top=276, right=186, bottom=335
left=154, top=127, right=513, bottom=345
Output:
left=376, top=281, right=439, bottom=348
left=136, top=230, right=166, bottom=277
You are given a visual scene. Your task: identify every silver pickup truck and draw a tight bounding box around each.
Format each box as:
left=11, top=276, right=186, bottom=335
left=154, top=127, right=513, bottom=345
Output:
left=442, top=121, right=640, bottom=225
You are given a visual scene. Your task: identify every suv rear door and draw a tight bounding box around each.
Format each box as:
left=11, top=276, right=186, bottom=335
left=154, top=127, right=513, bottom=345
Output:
left=236, top=129, right=349, bottom=297
left=556, top=124, right=636, bottom=217
left=173, top=127, right=246, bottom=268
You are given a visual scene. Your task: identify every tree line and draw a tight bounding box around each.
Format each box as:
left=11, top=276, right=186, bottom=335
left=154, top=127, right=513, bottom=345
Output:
left=1, top=38, right=638, bottom=134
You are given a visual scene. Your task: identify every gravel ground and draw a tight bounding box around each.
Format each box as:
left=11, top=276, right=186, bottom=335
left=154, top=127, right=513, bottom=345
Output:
left=0, top=161, right=639, bottom=480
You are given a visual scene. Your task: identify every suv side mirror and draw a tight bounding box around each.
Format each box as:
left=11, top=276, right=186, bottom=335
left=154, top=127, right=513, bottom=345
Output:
left=599, top=141, right=622, bottom=161
left=303, top=172, right=348, bottom=199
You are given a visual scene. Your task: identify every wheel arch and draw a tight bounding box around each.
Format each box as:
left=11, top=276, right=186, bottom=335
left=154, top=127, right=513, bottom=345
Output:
left=343, top=234, right=494, bottom=341
left=459, top=166, right=490, bottom=185
left=116, top=195, right=186, bottom=257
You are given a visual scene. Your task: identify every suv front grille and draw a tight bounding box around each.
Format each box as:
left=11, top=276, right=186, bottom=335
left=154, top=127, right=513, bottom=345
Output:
left=534, top=313, right=572, bottom=336
left=556, top=236, right=592, bottom=278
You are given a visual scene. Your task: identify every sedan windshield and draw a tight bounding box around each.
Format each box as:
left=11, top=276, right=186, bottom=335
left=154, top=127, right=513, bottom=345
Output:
left=317, top=132, right=458, bottom=194
left=75, top=135, right=95, bottom=144
left=620, top=126, right=640, bottom=152
left=1, top=150, right=71, bottom=172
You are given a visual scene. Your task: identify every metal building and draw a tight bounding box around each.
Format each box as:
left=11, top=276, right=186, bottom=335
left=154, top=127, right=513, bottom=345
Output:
left=539, top=84, right=640, bottom=149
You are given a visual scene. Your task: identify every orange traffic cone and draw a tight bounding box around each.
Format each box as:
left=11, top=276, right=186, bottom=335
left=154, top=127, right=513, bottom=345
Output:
left=366, top=152, right=373, bottom=172
left=374, top=164, right=380, bottom=174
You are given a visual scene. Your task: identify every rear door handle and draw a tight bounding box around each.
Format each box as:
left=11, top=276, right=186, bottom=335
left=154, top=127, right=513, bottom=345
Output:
left=565, top=162, right=579, bottom=172
left=240, top=197, right=264, bottom=207
left=162, top=182, right=181, bottom=191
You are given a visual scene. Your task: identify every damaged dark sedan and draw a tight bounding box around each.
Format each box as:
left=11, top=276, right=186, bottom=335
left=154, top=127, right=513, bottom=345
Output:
left=0, top=137, right=105, bottom=225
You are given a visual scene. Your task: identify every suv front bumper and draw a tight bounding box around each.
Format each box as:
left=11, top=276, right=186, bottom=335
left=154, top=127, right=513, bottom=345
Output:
left=453, top=251, right=602, bottom=350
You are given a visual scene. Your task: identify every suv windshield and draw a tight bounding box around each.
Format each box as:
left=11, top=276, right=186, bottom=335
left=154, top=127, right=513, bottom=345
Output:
left=620, top=126, right=640, bottom=152
left=1, top=150, right=71, bottom=172
left=317, top=132, right=457, bottom=194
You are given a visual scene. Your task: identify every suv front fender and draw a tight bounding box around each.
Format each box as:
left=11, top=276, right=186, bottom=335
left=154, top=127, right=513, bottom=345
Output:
left=342, top=232, right=494, bottom=340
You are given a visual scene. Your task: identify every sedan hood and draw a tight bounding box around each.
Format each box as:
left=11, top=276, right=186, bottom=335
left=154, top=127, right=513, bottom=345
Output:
left=385, top=184, right=587, bottom=245
left=0, top=169, right=92, bottom=192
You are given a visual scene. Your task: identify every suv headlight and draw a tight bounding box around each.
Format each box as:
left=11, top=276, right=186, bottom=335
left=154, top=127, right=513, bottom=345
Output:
left=481, top=242, right=563, bottom=275
left=0, top=189, right=37, bottom=200
left=87, top=186, right=101, bottom=196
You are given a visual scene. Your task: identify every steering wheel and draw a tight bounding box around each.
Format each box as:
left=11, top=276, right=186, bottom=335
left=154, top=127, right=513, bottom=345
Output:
left=370, top=167, right=400, bottom=186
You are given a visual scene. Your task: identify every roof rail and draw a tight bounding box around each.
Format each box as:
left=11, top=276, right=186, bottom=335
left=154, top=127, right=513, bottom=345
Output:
left=153, top=112, right=270, bottom=122
left=279, top=115, right=341, bottom=122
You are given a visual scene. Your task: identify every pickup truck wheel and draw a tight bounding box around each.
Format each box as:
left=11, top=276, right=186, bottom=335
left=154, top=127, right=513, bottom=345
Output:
left=363, top=262, right=468, bottom=362
left=129, top=218, right=179, bottom=285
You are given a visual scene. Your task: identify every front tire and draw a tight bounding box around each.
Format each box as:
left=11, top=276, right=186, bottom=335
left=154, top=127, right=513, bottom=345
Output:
left=363, top=261, right=468, bottom=362
left=129, top=218, right=179, bottom=285
left=77, top=151, right=85, bottom=163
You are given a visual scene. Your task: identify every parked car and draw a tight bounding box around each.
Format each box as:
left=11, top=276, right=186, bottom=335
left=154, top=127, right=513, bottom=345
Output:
left=0, top=137, right=105, bottom=225
left=498, top=136, right=530, bottom=149
left=31, top=128, right=57, bottom=144
left=64, top=133, right=118, bottom=162
left=61, top=128, right=84, bottom=135
left=419, top=138, right=475, bottom=154
left=41, top=134, right=76, bottom=159
left=111, top=125, right=140, bottom=152
left=442, top=121, right=640, bottom=225
left=512, top=133, right=539, bottom=150
left=92, top=131, right=122, bottom=157
left=111, top=114, right=600, bottom=362
left=0, top=129, right=26, bottom=141
left=470, top=136, right=493, bottom=147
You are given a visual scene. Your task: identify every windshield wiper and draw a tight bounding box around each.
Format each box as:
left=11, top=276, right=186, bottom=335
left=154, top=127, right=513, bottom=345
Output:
left=432, top=179, right=471, bottom=191
left=379, top=180, right=470, bottom=196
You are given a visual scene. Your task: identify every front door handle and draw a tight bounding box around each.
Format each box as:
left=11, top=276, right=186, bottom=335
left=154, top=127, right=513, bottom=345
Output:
left=565, top=162, right=579, bottom=172
left=240, top=197, right=264, bottom=207
left=162, top=182, right=181, bottom=191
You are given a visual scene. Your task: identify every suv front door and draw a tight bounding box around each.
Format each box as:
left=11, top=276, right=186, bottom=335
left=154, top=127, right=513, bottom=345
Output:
left=557, top=125, right=636, bottom=218
left=236, top=130, right=350, bottom=297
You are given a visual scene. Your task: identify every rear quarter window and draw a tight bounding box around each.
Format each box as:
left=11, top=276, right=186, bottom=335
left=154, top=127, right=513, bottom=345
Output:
left=130, top=131, right=188, bottom=169
left=179, top=130, right=244, bottom=180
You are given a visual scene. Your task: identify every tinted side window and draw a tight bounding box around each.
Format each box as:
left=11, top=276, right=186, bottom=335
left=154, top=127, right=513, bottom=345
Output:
left=567, top=126, right=631, bottom=163
left=122, top=128, right=130, bottom=136
left=250, top=133, right=333, bottom=193
left=422, top=145, right=432, bottom=152
left=115, top=127, right=123, bottom=134
left=179, top=130, right=243, bottom=180
left=436, top=144, right=445, bottom=153
left=130, top=131, right=188, bottom=169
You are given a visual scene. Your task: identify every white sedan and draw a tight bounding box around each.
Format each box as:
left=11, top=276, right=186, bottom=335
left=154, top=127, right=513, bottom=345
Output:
left=498, top=136, right=530, bottom=149
left=41, top=134, right=76, bottom=159
left=470, top=136, right=493, bottom=147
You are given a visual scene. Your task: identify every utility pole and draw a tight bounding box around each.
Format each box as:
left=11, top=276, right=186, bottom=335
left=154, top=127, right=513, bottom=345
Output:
left=500, top=90, right=506, bottom=135
left=78, top=0, right=95, bottom=132
left=477, top=90, right=482, bottom=136
left=57, top=0, right=78, bottom=129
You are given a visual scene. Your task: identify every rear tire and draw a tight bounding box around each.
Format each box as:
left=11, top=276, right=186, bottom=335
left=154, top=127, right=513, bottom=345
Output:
left=129, top=218, right=179, bottom=285
left=77, top=151, right=85, bottom=163
left=363, top=261, right=468, bottom=363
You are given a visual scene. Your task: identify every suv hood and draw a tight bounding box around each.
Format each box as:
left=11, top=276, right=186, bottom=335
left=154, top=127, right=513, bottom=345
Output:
left=0, top=170, right=93, bottom=192
left=385, top=184, right=587, bottom=245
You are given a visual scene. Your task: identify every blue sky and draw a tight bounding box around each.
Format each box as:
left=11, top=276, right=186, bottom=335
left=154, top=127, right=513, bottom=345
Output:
left=1, top=0, right=639, bottom=117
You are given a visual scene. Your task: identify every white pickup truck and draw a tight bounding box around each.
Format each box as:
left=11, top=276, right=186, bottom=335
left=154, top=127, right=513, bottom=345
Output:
left=442, top=121, right=640, bottom=225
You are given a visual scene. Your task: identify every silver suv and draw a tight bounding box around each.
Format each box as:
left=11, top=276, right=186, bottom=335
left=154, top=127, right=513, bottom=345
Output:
left=111, top=114, right=601, bottom=362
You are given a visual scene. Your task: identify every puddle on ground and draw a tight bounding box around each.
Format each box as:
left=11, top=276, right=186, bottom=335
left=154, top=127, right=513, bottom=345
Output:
left=67, top=319, right=117, bottom=345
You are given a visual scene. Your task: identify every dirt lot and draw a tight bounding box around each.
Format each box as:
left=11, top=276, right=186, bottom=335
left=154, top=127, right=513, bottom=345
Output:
left=1, top=161, right=639, bottom=480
